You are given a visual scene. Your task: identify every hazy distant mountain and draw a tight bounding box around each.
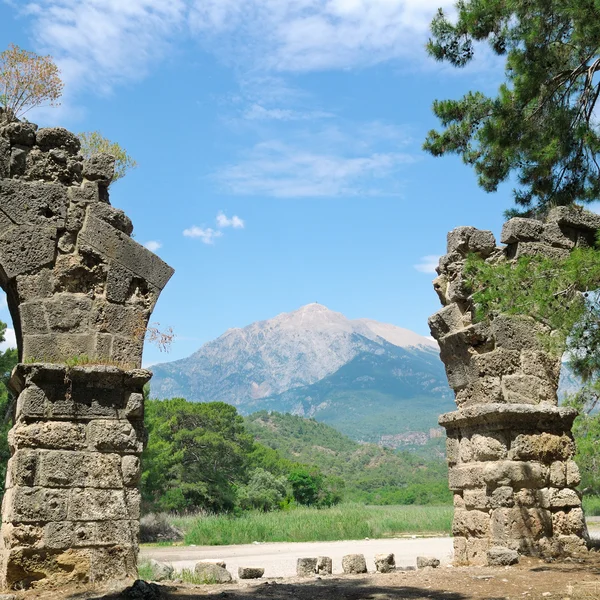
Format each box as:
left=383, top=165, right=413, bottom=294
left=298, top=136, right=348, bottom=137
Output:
left=150, top=303, right=441, bottom=406
left=150, top=303, right=584, bottom=445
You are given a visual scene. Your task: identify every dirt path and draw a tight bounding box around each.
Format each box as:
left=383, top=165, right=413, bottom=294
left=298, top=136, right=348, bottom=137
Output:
left=141, top=537, right=454, bottom=578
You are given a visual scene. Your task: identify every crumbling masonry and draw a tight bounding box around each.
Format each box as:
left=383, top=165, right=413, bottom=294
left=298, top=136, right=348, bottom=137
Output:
left=429, top=210, right=599, bottom=565
left=0, top=116, right=173, bottom=589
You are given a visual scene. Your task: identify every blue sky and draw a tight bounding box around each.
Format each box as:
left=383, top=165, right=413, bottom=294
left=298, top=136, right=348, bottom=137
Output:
left=0, top=0, right=513, bottom=366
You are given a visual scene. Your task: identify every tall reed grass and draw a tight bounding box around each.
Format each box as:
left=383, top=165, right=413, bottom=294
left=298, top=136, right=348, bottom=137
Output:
left=172, top=503, right=453, bottom=546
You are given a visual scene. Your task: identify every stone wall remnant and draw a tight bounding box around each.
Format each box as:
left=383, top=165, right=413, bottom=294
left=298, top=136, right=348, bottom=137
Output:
left=429, top=209, right=597, bottom=565
left=0, top=116, right=173, bottom=589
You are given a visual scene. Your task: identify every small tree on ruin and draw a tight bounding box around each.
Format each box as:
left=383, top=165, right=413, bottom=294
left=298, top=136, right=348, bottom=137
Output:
left=0, top=43, right=63, bottom=122
left=78, top=131, right=138, bottom=183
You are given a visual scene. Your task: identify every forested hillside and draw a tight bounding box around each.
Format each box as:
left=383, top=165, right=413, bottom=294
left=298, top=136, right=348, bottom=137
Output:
left=141, top=398, right=451, bottom=514
left=244, top=411, right=451, bottom=505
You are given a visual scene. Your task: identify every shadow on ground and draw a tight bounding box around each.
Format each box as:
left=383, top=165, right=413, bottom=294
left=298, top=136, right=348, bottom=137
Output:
left=86, top=578, right=470, bottom=600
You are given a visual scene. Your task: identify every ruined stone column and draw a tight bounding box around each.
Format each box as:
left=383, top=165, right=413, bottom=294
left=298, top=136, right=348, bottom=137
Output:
left=0, top=117, right=173, bottom=589
left=429, top=209, right=598, bottom=565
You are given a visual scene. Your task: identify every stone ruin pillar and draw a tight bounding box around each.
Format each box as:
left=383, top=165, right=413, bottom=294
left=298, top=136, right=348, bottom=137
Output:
left=429, top=208, right=599, bottom=565
left=0, top=117, right=173, bottom=589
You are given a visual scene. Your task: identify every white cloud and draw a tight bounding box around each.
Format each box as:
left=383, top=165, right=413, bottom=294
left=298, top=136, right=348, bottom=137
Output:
left=144, top=240, right=163, bottom=252
left=190, top=0, right=457, bottom=72
left=414, top=255, right=440, bottom=274
left=21, top=0, right=186, bottom=92
left=243, top=104, right=333, bottom=122
left=216, top=212, right=245, bottom=229
left=183, top=226, right=223, bottom=245
left=18, top=0, right=457, bottom=97
left=216, top=116, right=417, bottom=198
left=0, top=328, right=17, bottom=352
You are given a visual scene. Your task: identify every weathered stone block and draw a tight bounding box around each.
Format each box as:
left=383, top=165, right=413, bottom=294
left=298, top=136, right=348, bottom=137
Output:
left=541, top=222, right=575, bottom=249
left=10, top=422, right=87, bottom=451
left=87, top=420, right=144, bottom=453
left=0, top=179, right=67, bottom=227
left=36, top=128, right=81, bottom=154
left=428, top=304, right=464, bottom=340
left=463, top=489, right=489, bottom=510
left=547, top=206, right=600, bottom=232
left=0, top=224, right=57, bottom=280
left=490, top=486, right=514, bottom=509
left=296, top=557, right=317, bottom=577
left=317, top=556, right=332, bottom=575
left=470, top=433, right=508, bottom=461
left=68, top=488, right=127, bottom=521
left=79, top=215, right=173, bottom=290
left=448, top=464, right=485, bottom=490
left=453, top=509, right=490, bottom=537
left=44, top=294, right=92, bottom=333
left=552, top=509, right=586, bottom=537
left=82, top=154, right=115, bottom=183
left=549, top=461, right=566, bottom=487
left=491, top=315, right=545, bottom=352
left=502, top=374, right=556, bottom=405
left=375, top=553, right=395, bottom=573
left=125, top=488, right=141, bottom=520
left=416, top=556, right=439, bottom=569
left=22, top=333, right=95, bottom=363
left=509, top=433, right=575, bottom=462
left=566, top=460, right=581, bottom=487
left=501, top=218, right=544, bottom=244
left=342, top=554, right=367, bottom=574
left=38, top=451, right=122, bottom=488
left=487, top=546, right=519, bottom=566
left=455, top=376, right=503, bottom=407
left=483, top=460, right=548, bottom=489
left=469, top=349, right=520, bottom=379
left=446, top=436, right=459, bottom=466
left=447, top=227, right=495, bottom=257
left=3, top=487, right=68, bottom=522
left=0, top=137, right=8, bottom=179
left=89, top=203, right=133, bottom=236
left=491, top=507, right=552, bottom=543
left=238, top=567, right=264, bottom=579
left=5, top=450, right=38, bottom=488
left=121, top=455, right=141, bottom=486
left=194, top=562, right=232, bottom=583
left=459, top=437, right=472, bottom=462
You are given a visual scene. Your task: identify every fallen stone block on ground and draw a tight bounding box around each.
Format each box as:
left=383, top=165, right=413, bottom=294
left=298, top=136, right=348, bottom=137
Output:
left=317, top=556, right=333, bottom=575
left=417, top=556, right=440, bottom=569
left=297, top=557, right=318, bottom=577
left=375, top=553, right=395, bottom=573
left=238, top=566, right=265, bottom=579
left=487, top=546, right=520, bottom=566
left=342, top=554, right=367, bottom=574
left=194, top=562, right=233, bottom=583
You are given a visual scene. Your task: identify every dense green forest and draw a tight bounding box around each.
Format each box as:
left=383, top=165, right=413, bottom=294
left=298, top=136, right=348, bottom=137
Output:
left=141, top=399, right=451, bottom=514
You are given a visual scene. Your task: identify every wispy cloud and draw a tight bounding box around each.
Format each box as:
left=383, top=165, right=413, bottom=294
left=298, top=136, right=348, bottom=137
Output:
left=216, top=212, right=245, bottom=229
left=183, top=226, right=223, bottom=245
left=243, top=104, right=333, bottom=122
left=215, top=119, right=417, bottom=198
left=21, top=0, right=186, bottom=93
left=190, top=0, right=457, bottom=72
left=218, top=141, right=415, bottom=197
left=17, top=0, right=456, bottom=97
left=144, top=240, right=163, bottom=252
left=414, top=255, right=440, bottom=274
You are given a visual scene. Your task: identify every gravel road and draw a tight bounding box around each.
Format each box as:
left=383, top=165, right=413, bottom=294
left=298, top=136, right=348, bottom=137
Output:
left=141, top=537, right=454, bottom=579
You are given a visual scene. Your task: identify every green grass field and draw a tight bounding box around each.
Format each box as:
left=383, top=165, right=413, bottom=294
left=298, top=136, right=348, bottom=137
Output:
left=171, top=503, right=453, bottom=546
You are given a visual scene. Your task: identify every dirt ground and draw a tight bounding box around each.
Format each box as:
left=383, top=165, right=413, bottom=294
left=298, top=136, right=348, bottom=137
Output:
left=16, top=554, right=600, bottom=600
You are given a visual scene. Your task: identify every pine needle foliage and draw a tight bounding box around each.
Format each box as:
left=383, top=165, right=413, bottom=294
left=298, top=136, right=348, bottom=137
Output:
left=465, top=245, right=600, bottom=357
left=424, top=0, right=600, bottom=215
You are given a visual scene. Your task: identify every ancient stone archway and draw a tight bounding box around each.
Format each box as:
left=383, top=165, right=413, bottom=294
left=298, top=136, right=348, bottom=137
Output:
left=429, top=211, right=597, bottom=565
left=0, top=118, right=173, bottom=589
